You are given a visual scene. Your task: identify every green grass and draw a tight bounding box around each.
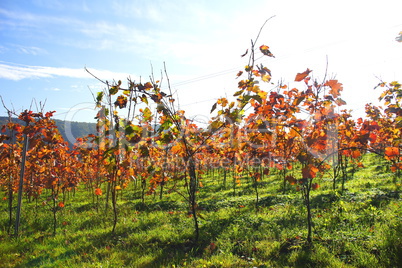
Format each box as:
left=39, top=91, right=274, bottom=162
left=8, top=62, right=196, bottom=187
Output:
left=0, top=153, right=401, bottom=267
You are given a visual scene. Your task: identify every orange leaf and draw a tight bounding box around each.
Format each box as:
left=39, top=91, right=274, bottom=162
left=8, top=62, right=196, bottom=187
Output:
left=357, top=162, right=365, bottom=168
left=391, top=163, right=402, bottom=172
left=235, top=165, right=243, bottom=173
left=351, top=150, right=361, bottom=159
left=259, top=45, right=275, bottom=57
left=302, top=165, right=319, bottom=179
left=171, top=144, right=182, bottom=155
left=385, top=147, right=399, bottom=158
left=325, top=80, right=343, bottom=98
left=114, top=95, right=128, bottom=109
left=391, top=165, right=397, bottom=172
left=285, top=175, right=297, bottom=185
left=58, top=201, right=65, bottom=208
left=295, top=68, right=312, bottom=82
left=335, top=98, right=347, bottom=106
left=217, top=98, right=228, bottom=107
left=312, top=183, right=320, bottom=190
left=95, top=188, right=103, bottom=196
left=144, top=82, right=153, bottom=89
left=369, top=133, right=377, bottom=143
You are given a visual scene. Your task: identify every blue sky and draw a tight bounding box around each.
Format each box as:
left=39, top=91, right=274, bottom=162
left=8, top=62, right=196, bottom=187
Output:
left=0, top=0, right=401, bottom=123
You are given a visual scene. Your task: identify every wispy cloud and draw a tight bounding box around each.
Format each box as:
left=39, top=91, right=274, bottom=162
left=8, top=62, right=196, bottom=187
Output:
left=0, top=45, right=8, bottom=53
left=0, top=3, right=236, bottom=64
left=46, top=87, right=62, bottom=91
left=14, top=45, right=47, bottom=55
left=0, top=61, right=135, bottom=81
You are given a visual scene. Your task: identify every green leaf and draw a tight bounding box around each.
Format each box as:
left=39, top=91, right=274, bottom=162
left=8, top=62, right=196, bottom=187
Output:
left=140, top=94, right=149, bottom=105
left=208, top=120, right=221, bottom=132
left=96, top=92, right=104, bottom=106
left=140, top=145, right=149, bottom=157
left=124, top=125, right=135, bottom=135
left=250, top=95, right=262, bottom=104
left=293, top=96, right=305, bottom=107
left=160, top=119, right=173, bottom=130
left=142, top=107, right=152, bottom=122
left=109, top=86, right=119, bottom=95
left=233, top=89, right=244, bottom=97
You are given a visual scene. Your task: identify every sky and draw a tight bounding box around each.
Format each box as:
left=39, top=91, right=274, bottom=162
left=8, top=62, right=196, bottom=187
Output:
left=0, top=0, right=401, bottom=124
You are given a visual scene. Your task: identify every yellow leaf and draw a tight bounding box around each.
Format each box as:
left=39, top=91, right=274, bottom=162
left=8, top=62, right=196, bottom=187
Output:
left=261, top=74, right=271, bottom=82
left=258, top=90, right=267, bottom=100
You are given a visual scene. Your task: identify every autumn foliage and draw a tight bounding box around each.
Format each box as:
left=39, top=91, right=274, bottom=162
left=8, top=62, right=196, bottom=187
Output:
left=0, top=37, right=401, bottom=244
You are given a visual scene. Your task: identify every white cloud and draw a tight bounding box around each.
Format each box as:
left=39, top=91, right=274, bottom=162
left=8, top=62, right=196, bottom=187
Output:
left=0, top=61, right=135, bottom=81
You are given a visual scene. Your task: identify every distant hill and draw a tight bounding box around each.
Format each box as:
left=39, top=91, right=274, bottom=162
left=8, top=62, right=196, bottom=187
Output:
left=0, top=116, right=96, bottom=147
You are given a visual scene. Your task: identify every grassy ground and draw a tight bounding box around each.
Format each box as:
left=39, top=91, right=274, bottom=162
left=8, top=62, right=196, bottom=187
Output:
left=0, top=153, right=401, bottom=267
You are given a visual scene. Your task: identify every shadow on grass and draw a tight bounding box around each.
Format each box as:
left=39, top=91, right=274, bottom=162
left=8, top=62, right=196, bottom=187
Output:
left=369, top=190, right=400, bottom=207
left=310, top=193, right=339, bottom=209
left=145, top=216, right=239, bottom=265
left=24, top=249, right=78, bottom=267
left=75, top=203, right=98, bottom=213
left=73, top=227, right=200, bottom=267
left=127, top=200, right=186, bottom=212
